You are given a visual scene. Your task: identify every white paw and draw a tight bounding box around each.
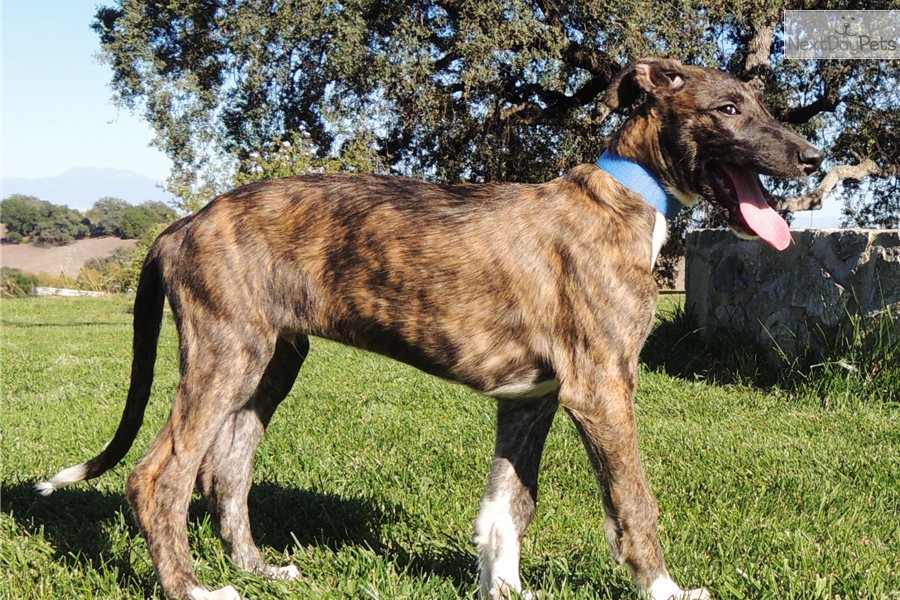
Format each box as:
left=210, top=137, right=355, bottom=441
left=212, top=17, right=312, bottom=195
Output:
left=649, top=576, right=711, bottom=600
left=189, top=585, right=241, bottom=600
left=486, top=580, right=540, bottom=599
left=263, top=564, right=301, bottom=580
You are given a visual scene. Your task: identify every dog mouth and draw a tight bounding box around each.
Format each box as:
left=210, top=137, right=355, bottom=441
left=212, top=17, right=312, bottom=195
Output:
left=706, top=162, right=791, bottom=251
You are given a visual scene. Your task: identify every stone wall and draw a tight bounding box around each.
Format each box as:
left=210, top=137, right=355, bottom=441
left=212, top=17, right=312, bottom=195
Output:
left=685, top=229, right=899, bottom=361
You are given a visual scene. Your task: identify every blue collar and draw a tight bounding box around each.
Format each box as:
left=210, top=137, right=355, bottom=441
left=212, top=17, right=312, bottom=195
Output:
left=595, top=149, right=683, bottom=221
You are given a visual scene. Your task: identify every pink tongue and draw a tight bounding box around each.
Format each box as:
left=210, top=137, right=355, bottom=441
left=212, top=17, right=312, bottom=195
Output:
left=721, top=164, right=792, bottom=251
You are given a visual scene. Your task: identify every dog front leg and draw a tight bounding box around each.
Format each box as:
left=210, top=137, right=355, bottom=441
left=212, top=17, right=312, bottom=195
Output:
left=562, top=377, right=709, bottom=600
left=475, top=395, right=558, bottom=599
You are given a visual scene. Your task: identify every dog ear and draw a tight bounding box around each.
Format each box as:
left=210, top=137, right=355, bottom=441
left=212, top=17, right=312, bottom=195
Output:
left=604, top=57, right=687, bottom=114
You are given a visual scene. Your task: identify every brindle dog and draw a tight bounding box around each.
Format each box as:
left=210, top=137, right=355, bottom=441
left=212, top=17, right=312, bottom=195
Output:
left=38, top=58, right=822, bottom=600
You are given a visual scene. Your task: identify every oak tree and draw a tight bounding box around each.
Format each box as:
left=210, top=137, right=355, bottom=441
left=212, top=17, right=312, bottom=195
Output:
left=93, top=1, right=898, bottom=232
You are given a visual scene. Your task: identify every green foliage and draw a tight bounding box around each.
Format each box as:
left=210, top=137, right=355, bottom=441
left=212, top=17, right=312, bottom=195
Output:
left=233, top=131, right=387, bottom=188
left=87, top=197, right=177, bottom=239
left=86, top=197, right=131, bottom=236
left=15, top=242, right=154, bottom=296
left=1, top=194, right=47, bottom=235
left=0, top=267, right=38, bottom=297
left=117, top=222, right=170, bottom=292
left=116, top=205, right=157, bottom=239
left=166, top=168, right=229, bottom=214
left=161, top=131, right=388, bottom=212
left=2, top=297, right=899, bottom=598
left=1, top=195, right=89, bottom=246
left=787, top=309, right=899, bottom=406
left=841, top=177, right=900, bottom=229
left=4, top=231, right=24, bottom=244
left=59, top=247, right=137, bottom=294
left=34, top=218, right=90, bottom=247
left=141, top=200, right=178, bottom=223
left=832, top=65, right=900, bottom=228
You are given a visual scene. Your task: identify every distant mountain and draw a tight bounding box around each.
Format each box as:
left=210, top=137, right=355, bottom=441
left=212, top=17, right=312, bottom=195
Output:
left=2, top=167, right=175, bottom=212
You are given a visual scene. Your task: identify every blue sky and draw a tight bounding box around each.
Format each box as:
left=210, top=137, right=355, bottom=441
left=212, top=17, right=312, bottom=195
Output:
left=2, top=1, right=172, bottom=180
left=0, top=1, right=843, bottom=225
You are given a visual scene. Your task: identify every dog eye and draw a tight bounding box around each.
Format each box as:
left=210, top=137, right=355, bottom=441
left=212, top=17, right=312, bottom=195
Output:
left=717, top=104, right=739, bottom=116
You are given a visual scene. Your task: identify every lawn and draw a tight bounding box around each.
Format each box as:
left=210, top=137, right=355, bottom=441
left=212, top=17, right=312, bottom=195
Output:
left=2, top=296, right=898, bottom=599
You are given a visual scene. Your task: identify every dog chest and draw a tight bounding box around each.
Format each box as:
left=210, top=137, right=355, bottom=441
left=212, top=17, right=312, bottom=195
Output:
left=485, top=378, right=560, bottom=400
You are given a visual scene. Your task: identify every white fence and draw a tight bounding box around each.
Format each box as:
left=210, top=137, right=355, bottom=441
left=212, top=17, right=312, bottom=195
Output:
left=34, top=287, right=104, bottom=298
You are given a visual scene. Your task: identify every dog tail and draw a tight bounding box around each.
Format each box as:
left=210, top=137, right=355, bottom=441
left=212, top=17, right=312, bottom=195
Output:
left=36, top=250, right=166, bottom=496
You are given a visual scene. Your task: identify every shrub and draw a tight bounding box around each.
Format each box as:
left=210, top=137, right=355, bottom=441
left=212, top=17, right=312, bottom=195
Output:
left=35, top=224, right=76, bottom=246
left=1, top=268, right=39, bottom=297
left=74, top=247, right=134, bottom=293
left=86, top=197, right=130, bottom=236
left=68, top=224, right=169, bottom=293
left=117, top=222, right=170, bottom=291
left=1, top=195, right=89, bottom=245
left=4, top=231, right=23, bottom=244
left=117, top=206, right=159, bottom=239
left=86, top=198, right=178, bottom=240
left=1, top=195, right=45, bottom=236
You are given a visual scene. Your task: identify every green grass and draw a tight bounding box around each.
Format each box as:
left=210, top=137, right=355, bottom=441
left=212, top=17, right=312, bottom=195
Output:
left=2, top=296, right=898, bottom=599
left=645, top=297, right=900, bottom=407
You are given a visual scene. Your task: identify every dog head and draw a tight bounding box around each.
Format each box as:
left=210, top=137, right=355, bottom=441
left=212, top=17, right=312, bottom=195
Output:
left=605, top=57, right=823, bottom=250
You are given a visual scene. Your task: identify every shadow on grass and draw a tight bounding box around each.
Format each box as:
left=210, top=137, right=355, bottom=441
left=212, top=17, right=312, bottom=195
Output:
left=641, top=303, right=899, bottom=403
left=232, top=483, right=475, bottom=589
left=1, top=320, right=128, bottom=328
left=1, top=479, right=477, bottom=590
left=240, top=482, right=395, bottom=553
left=1, top=481, right=153, bottom=593
left=641, top=305, right=780, bottom=388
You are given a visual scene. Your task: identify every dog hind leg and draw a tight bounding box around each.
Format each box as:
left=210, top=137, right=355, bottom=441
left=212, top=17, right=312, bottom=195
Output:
left=475, top=395, right=558, bottom=599
left=196, top=335, right=309, bottom=580
left=127, top=321, right=277, bottom=600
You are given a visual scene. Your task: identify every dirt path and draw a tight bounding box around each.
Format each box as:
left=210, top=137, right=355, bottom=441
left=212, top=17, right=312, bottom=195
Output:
left=0, top=237, right=137, bottom=276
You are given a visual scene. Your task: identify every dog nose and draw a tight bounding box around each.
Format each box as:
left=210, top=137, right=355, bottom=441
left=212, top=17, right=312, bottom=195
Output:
left=799, top=146, right=824, bottom=174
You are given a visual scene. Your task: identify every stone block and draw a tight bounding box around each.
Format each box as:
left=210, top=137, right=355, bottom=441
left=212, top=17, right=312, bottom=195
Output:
left=685, top=228, right=899, bottom=362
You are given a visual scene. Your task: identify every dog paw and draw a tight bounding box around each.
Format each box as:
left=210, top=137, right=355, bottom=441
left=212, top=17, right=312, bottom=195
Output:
left=189, top=585, right=241, bottom=600
left=486, top=581, right=539, bottom=599
left=494, top=586, right=540, bottom=599
left=262, top=564, right=301, bottom=580
left=649, top=577, right=711, bottom=600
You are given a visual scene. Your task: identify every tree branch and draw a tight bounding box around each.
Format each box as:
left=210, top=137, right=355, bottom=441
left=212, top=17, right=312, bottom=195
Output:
left=563, top=41, right=616, bottom=76
left=490, top=0, right=615, bottom=126
left=433, top=52, right=460, bottom=72
left=742, top=20, right=776, bottom=92
left=777, top=90, right=842, bottom=124
left=534, top=0, right=616, bottom=76
left=499, top=74, right=611, bottom=125
left=534, top=0, right=563, bottom=29
left=772, top=159, right=885, bottom=212
left=774, top=64, right=854, bottom=124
